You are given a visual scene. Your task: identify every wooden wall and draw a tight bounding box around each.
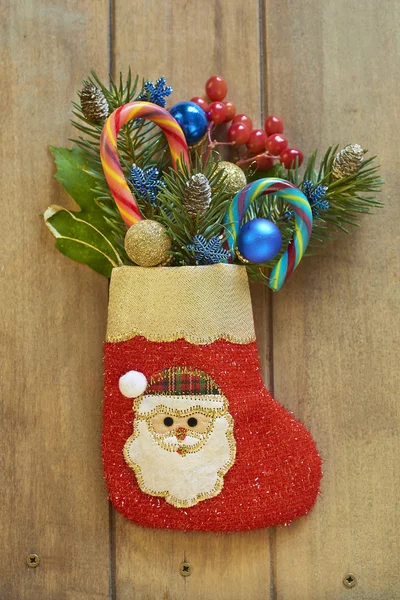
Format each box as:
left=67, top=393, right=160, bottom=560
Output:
left=1, top=1, right=398, bottom=598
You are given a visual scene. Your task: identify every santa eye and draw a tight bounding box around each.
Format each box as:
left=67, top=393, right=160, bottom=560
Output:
left=163, top=417, right=174, bottom=427
left=187, top=417, right=198, bottom=428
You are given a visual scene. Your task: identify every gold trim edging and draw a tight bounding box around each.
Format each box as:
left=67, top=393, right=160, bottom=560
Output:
left=107, top=329, right=255, bottom=345
left=106, top=264, right=256, bottom=345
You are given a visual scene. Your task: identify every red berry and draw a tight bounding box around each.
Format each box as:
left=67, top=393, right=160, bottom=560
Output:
left=232, top=113, right=252, bottom=131
left=279, top=147, right=304, bottom=169
left=224, top=101, right=236, bottom=122
left=227, top=122, right=250, bottom=145
left=246, top=129, right=267, bottom=154
left=265, top=115, right=284, bottom=136
left=207, top=101, right=227, bottom=124
left=190, top=96, right=209, bottom=111
left=266, top=133, right=288, bottom=156
left=205, top=75, right=228, bottom=101
left=254, top=154, right=275, bottom=170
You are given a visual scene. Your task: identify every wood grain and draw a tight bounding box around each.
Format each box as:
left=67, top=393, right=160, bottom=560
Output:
left=264, top=1, right=400, bottom=598
left=112, top=1, right=272, bottom=598
left=2, top=0, right=398, bottom=598
left=0, top=2, right=110, bottom=598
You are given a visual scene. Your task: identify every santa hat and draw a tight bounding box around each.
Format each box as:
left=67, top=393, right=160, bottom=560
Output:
left=119, top=367, right=226, bottom=415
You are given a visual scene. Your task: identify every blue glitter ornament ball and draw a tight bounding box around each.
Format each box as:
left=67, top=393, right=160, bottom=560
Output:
left=169, top=101, right=208, bottom=146
left=237, top=218, right=283, bottom=263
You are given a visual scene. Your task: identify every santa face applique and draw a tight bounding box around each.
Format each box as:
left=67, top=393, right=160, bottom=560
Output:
left=119, top=367, right=236, bottom=508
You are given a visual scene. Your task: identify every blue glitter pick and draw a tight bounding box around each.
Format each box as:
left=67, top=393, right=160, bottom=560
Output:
left=187, top=235, right=231, bottom=265
left=129, top=165, right=164, bottom=206
left=137, top=77, right=173, bottom=108
left=302, top=179, right=329, bottom=218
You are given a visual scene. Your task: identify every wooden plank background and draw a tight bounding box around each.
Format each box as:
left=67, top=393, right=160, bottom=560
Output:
left=1, top=0, right=398, bottom=598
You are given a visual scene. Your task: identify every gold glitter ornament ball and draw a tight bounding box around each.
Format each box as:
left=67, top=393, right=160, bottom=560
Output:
left=215, top=161, right=247, bottom=195
left=124, top=220, right=171, bottom=267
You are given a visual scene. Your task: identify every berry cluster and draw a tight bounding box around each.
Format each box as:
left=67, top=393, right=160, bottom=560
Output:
left=190, top=75, right=304, bottom=170
left=191, top=75, right=233, bottom=125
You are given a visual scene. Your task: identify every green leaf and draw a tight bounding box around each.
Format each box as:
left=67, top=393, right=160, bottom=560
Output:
left=44, top=146, right=125, bottom=276
left=49, top=146, right=110, bottom=229
left=44, top=206, right=122, bottom=278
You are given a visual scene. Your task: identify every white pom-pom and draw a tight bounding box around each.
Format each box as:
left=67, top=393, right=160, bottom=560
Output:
left=119, top=371, right=148, bottom=398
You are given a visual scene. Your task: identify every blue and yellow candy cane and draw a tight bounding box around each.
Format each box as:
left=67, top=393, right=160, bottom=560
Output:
left=223, top=178, right=313, bottom=291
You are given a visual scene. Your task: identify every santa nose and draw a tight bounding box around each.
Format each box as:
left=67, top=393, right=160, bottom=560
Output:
left=176, top=427, right=187, bottom=441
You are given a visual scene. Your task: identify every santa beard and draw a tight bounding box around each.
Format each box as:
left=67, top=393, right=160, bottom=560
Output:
left=124, top=415, right=236, bottom=507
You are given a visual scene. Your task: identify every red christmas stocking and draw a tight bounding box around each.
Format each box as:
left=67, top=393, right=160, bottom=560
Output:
left=103, top=263, right=322, bottom=531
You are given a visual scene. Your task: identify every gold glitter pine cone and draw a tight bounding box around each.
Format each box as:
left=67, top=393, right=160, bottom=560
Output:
left=124, top=220, right=171, bottom=267
left=214, top=161, right=247, bottom=195
left=80, top=82, right=109, bottom=123
left=332, top=144, right=364, bottom=180
left=183, top=173, right=212, bottom=216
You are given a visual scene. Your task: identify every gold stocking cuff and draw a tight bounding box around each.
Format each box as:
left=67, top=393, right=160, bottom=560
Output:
left=106, top=264, right=256, bottom=345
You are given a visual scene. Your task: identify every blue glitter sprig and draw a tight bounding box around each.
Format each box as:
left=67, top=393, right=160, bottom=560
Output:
left=137, top=77, right=173, bottom=108
left=302, top=179, right=329, bottom=218
left=187, top=235, right=231, bottom=265
left=129, top=165, right=164, bottom=206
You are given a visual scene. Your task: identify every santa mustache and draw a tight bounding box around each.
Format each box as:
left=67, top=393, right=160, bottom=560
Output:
left=153, top=428, right=206, bottom=448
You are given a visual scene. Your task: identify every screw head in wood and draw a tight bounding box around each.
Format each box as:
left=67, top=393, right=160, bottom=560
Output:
left=26, top=554, right=40, bottom=568
left=179, top=561, right=192, bottom=577
left=343, top=573, right=356, bottom=588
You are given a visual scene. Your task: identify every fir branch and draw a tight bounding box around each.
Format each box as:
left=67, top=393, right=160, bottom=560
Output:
left=68, top=69, right=173, bottom=256
left=239, top=146, right=383, bottom=282
left=155, top=155, right=232, bottom=265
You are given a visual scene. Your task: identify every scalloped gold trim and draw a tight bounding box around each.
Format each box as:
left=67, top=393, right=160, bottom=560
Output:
left=106, top=264, right=256, bottom=345
left=107, top=328, right=255, bottom=345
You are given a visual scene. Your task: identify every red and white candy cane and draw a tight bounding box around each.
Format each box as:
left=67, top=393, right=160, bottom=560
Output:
left=100, top=102, right=190, bottom=227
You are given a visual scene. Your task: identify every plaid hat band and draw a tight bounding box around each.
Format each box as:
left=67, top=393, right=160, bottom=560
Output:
left=136, top=393, right=226, bottom=415
left=147, top=367, right=220, bottom=396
